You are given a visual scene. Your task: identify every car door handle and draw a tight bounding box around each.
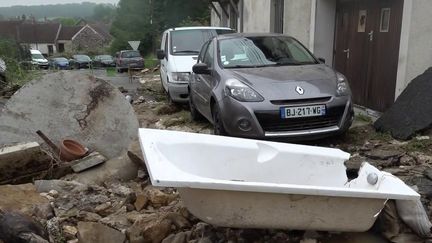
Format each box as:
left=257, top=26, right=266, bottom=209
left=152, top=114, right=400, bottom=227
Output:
left=343, top=49, right=350, bottom=59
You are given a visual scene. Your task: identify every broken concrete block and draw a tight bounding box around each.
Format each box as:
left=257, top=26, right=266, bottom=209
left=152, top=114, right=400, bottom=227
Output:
left=0, top=71, right=139, bottom=160
left=0, top=142, right=51, bottom=185
left=68, top=153, right=139, bottom=185
left=77, top=222, right=126, bottom=243
left=71, top=152, right=106, bottom=173
left=375, top=68, right=432, bottom=140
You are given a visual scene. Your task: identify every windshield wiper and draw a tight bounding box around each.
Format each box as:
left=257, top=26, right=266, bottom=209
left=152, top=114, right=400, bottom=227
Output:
left=174, top=50, right=199, bottom=54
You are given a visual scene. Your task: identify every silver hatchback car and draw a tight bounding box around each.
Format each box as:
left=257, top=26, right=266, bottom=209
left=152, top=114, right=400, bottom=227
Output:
left=189, top=33, right=354, bottom=140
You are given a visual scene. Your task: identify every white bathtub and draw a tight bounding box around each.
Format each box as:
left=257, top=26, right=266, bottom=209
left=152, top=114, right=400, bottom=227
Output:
left=138, top=128, right=419, bottom=232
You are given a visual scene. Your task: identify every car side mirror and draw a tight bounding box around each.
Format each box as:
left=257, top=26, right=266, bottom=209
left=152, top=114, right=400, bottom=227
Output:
left=318, top=57, right=326, bottom=64
left=193, top=63, right=210, bottom=75
left=156, top=49, right=166, bottom=60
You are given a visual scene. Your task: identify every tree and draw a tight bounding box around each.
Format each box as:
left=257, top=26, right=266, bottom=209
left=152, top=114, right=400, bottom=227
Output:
left=110, top=0, right=210, bottom=55
left=92, top=4, right=116, bottom=23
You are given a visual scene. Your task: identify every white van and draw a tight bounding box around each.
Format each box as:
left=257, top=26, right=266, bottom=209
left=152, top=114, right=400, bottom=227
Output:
left=157, top=27, right=235, bottom=103
left=30, top=49, right=49, bottom=69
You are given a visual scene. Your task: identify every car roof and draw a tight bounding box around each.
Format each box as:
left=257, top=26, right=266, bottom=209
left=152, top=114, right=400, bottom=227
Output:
left=164, top=26, right=233, bottom=32
left=215, top=32, right=293, bottom=40
left=30, top=49, right=42, bottom=54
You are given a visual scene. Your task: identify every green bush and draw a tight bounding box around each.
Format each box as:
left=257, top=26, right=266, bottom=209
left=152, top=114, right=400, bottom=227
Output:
left=0, top=38, right=34, bottom=85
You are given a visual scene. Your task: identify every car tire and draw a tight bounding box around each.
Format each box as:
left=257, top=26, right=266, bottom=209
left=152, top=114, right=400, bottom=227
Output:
left=189, top=91, right=203, bottom=121
left=212, top=104, right=227, bottom=136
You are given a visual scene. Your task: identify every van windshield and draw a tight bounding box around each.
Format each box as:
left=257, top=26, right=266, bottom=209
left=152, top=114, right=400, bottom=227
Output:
left=32, top=53, right=45, bottom=60
left=170, top=29, right=233, bottom=55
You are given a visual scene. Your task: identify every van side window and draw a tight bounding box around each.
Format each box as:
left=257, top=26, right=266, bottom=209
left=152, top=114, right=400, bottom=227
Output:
left=203, top=41, right=214, bottom=67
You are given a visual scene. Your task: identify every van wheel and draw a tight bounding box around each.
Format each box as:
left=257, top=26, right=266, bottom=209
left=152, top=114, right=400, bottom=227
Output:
left=212, top=104, right=227, bottom=136
left=160, top=74, right=165, bottom=93
left=189, top=92, right=203, bottom=121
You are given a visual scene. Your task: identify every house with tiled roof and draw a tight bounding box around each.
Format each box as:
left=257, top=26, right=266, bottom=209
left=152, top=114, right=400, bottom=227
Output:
left=0, top=20, right=112, bottom=56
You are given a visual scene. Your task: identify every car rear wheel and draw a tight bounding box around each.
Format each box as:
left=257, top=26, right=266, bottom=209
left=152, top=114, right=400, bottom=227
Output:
left=212, top=104, right=227, bottom=136
left=189, top=91, right=203, bottom=121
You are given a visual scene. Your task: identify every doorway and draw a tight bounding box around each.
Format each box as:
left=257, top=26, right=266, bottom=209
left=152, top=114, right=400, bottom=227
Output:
left=334, top=0, right=404, bottom=111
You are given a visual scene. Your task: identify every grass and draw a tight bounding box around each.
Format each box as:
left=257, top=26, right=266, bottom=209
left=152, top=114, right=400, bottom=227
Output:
left=403, top=139, right=432, bottom=153
left=144, top=54, right=159, bottom=69
left=106, top=67, right=116, bottom=77
left=355, top=113, right=373, bottom=123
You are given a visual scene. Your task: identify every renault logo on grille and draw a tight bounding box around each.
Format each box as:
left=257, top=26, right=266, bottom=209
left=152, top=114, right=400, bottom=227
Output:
left=295, top=86, right=304, bottom=95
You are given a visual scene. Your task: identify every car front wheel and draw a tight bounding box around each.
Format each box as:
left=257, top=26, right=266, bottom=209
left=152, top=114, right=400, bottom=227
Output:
left=212, top=104, right=227, bottom=136
left=189, top=91, right=203, bottom=121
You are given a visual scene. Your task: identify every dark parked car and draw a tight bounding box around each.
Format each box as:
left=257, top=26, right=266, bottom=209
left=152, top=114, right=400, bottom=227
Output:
left=189, top=33, right=354, bottom=140
left=93, top=55, right=115, bottom=67
left=0, top=58, right=5, bottom=82
left=50, top=57, right=70, bottom=70
left=115, top=50, right=144, bottom=73
left=69, top=55, right=92, bottom=69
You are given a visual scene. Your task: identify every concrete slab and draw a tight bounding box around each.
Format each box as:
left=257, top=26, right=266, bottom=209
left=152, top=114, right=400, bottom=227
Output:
left=0, top=71, right=139, bottom=159
left=71, top=152, right=106, bottom=173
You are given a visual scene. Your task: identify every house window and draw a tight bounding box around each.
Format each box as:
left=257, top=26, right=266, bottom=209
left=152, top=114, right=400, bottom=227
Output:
left=48, top=45, right=54, bottom=56
left=380, top=8, right=391, bottom=32
left=58, top=43, right=65, bottom=53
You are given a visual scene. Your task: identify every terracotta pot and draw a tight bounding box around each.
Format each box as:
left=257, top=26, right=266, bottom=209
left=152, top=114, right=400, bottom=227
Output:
left=59, top=139, right=87, bottom=162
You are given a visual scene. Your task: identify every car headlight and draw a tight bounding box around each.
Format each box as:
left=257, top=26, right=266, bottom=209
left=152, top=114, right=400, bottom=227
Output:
left=171, top=72, right=190, bottom=83
left=336, top=72, right=350, bottom=96
left=224, top=79, right=264, bottom=102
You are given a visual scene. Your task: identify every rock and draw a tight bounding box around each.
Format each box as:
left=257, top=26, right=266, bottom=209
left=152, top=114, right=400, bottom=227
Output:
left=70, top=153, right=139, bottom=185
left=77, top=222, right=126, bottom=243
left=0, top=184, right=48, bottom=216
left=134, top=194, right=148, bottom=211
left=410, top=176, right=432, bottom=198
left=100, top=208, right=131, bottom=231
left=0, top=142, right=51, bottom=184
left=399, top=155, right=416, bottom=166
left=95, top=202, right=113, bottom=216
left=365, top=149, right=402, bottom=160
left=112, top=184, right=136, bottom=198
left=137, top=169, right=147, bottom=179
left=416, top=136, right=430, bottom=141
left=162, top=232, right=187, bottom=243
left=165, top=213, right=190, bottom=230
left=0, top=210, right=49, bottom=243
left=77, top=211, right=102, bottom=222
left=374, top=68, right=432, bottom=140
left=197, top=237, right=212, bottom=243
left=32, top=203, right=55, bottom=220
left=63, top=225, right=78, bottom=238
left=145, top=186, right=177, bottom=207
left=424, top=169, right=432, bottom=181
left=127, top=139, right=146, bottom=168
left=410, top=152, right=432, bottom=164
left=127, top=214, right=172, bottom=243
left=71, top=152, right=107, bottom=173
left=34, top=180, right=88, bottom=194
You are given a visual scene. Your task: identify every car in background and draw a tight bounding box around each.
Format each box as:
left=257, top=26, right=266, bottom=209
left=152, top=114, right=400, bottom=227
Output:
left=49, top=57, right=70, bottom=70
left=0, top=58, right=6, bottom=82
left=189, top=33, right=354, bottom=140
left=30, top=50, right=49, bottom=69
left=69, top=55, right=92, bottom=69
left=115, top=50, right=144, bottom=73
left=93, top=55, right=115, bottom=67
left=157, top=27, right=235, bottom=103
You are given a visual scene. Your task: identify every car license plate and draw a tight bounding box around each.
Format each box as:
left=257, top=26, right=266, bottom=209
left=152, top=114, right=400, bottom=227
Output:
left=280, top=105, right=326, bottom=118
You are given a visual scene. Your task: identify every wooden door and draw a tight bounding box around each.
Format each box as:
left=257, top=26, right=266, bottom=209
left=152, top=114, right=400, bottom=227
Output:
left=334, top=0, right=404, bottom=111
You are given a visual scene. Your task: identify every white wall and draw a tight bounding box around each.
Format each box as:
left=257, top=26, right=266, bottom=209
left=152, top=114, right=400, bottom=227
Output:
left=29, top=43, right=57, bottom=56
left=283, top=0, right=313, bottom=47
left=314, top=0, right=336, bottom=67
left=242, top=0, right=271, bottom=33
left=395, top=0, right=432, bottom=98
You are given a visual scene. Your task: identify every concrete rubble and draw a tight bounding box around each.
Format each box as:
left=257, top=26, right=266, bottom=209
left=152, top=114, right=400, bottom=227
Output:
left=2, top=72, right=432, bottom=242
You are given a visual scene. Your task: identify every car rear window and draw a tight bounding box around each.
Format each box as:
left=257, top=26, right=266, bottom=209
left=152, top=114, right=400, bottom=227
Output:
left=121, top=51, right=141, bottom=58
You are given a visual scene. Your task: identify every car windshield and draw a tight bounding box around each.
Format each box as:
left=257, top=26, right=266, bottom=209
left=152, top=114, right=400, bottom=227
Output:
left=219, top=36, right=318, bottom=68
left=99, top=55, right=113, bottom=60
left=75, top=55, right=91, bottom=61
left=121, top=51, right=140, bottom=58
left=54, top=58, right=68, bottom=62
left=170, top=29, right=226, bottom=55
left=32, top=53, right=45, bottom=60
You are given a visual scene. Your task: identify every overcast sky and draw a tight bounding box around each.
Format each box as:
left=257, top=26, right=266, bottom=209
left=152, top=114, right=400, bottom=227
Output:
left=0, top=0, right=120, bottom=7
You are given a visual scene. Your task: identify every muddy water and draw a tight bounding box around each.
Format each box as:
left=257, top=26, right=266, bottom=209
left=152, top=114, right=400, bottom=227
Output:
left=322, top=232, right=389, bottom=243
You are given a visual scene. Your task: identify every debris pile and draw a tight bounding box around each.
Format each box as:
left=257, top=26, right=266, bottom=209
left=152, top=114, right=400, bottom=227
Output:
left=375, top=67, right=432, bottom=140
left=2, top=72, right=432, bottom=242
